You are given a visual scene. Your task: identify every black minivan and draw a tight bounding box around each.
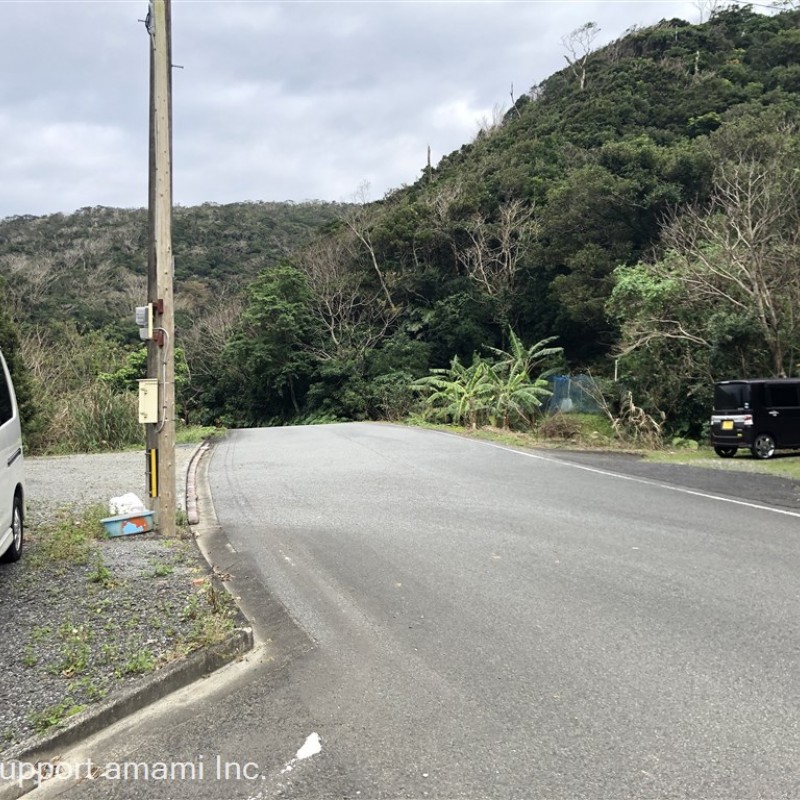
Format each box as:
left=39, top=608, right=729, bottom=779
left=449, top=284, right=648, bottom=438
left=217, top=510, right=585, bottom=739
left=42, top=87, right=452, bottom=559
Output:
left=710, top=379, right=800, bottom=459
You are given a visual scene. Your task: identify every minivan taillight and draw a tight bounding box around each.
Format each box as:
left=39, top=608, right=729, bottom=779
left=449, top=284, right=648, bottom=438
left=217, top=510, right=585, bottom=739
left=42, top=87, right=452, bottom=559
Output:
left=744, top=414, right=753, bottom=426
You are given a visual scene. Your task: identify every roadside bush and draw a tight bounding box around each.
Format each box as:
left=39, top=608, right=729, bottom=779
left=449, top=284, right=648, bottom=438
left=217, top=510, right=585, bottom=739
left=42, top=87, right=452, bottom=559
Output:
left=612, top=391, right=664, bottom=448
left=366, top=371, right=416, bottom=421
left=537, top=412, right=583, bottom=440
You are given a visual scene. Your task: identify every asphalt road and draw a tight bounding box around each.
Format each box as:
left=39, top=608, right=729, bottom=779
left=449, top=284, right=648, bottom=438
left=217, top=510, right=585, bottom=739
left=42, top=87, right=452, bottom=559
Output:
left=25, top=423, right=800, bottom=799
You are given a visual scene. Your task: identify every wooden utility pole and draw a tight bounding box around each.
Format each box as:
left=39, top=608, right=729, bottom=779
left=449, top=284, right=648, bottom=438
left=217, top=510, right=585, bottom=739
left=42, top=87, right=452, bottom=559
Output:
left=146, top=0, right=176, bottom=537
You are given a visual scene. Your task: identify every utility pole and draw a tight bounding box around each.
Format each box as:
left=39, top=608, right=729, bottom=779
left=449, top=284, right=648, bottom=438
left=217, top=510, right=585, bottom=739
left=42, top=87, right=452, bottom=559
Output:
left=145, top=0, right=176, bottom=537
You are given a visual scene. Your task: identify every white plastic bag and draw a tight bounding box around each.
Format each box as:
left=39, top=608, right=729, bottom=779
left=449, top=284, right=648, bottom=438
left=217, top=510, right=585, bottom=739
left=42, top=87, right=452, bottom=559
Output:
left=109, top=493, right=147, bottom=516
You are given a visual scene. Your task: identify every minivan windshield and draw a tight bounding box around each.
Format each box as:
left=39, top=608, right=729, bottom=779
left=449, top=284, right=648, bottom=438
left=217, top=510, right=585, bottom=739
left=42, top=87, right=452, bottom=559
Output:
left=714, top=382, right=750, bottom=411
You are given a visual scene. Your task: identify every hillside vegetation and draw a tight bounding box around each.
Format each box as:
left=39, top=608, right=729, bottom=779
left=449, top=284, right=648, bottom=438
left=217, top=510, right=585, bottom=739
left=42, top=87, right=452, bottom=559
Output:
left=3, top=6, right=800, bottom=451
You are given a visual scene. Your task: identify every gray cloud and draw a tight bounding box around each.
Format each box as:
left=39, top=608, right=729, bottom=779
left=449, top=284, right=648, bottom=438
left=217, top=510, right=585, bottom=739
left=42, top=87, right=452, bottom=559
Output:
left=1, top=0, right=707, bottom=218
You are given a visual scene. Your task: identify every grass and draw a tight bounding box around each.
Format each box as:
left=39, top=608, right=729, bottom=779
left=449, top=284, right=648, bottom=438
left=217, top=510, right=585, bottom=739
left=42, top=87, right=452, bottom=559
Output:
left=119, top=650, right=156, bottom=676
left=44, top=423, right=227, bottom=454
left=30, top=503, right=107, bottom=567
left=67, top=677, right=107, bottom=702
left=175, top=424, right=226, bottom=445
left=88, top=553, right=115, bottom=588
left=29, top=701, right=87, bottom=734
left=179, top=578, right=235, bottom=652
left=410, top=413, right=620, bottom=453
left=23, top=648, right=38, bottom=668
left=644, top=445, right=800, bottom=480
left=52, top=622, right=95, bottom=676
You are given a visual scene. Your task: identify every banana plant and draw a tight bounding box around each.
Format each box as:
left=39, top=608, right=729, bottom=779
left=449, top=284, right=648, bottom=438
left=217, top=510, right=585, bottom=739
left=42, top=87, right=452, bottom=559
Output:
left=485, top=330, right=563, bottom=380
left=484, top=330, right=563, bottom=428
left=485, top=364, right=553, bottom=429
left=412, top=355, right=494, bottom=428
left=413, top=330, right=564, bottom=430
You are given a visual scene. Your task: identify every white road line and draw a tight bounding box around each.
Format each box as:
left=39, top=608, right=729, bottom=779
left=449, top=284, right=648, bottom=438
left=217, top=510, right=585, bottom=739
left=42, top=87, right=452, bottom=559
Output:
left=473, top=439, right=800, bottom=519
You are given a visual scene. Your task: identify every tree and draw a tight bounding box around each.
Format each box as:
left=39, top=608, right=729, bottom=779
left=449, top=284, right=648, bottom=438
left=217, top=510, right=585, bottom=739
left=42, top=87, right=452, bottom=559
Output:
left=609, top=122, right=800, bottom=433
left=0, top=298, right=40, bottom=445
left=484, top=331, right=563, bottom=428
left=485, top=330, right=563, bottom=384
left=694, top=0, right=721, bottom=22
left=179, top=287, right=244, bottom=422
left=220, top=264, right=319, bottom=424
left=615, top=125, right=800, bottom=378
left=455, top=199, right=539, bottom=329
left=339, top=183, right=396, bottom=309
left=561, top=22, right=600, bottom=91
left=412, top=356, right=494, bottom=428
left=296, top=230, right=399, bottom=365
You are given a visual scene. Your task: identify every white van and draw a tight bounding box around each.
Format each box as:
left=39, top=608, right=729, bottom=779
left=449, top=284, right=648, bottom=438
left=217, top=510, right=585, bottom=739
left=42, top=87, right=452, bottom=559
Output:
left=0, top=348, right=24, bottom=562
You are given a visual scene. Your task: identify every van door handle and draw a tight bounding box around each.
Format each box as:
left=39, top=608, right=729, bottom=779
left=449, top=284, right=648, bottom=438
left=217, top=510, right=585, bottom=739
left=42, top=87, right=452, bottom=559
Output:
left=7, top=447, right=22, bottom=466
left=769, top=410, right=779, bottom=417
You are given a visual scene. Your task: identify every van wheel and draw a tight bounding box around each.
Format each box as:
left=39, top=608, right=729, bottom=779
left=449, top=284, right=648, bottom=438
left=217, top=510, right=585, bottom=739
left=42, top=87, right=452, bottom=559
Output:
left=0, top=497, right=23, bottom=563
left=714, top=446, right=737, bottom=458
left=751, top=433, right=776, bottom=460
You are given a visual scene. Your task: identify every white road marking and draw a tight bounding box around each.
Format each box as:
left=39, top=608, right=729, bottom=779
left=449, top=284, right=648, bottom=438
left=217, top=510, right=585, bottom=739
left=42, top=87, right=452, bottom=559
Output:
left=280, top=732, right=322, bottom=774
left=474, top=439, right=800, bottom=519
left=296, top=732, right=322, bottom=760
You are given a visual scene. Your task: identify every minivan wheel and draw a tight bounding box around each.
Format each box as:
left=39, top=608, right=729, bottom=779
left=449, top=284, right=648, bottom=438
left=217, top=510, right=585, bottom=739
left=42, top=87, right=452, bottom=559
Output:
left=714, top=446, right=737, bottom=458
left=0, top=497, right=23, bottom=563
left=751, top=433, right=776, bottom=460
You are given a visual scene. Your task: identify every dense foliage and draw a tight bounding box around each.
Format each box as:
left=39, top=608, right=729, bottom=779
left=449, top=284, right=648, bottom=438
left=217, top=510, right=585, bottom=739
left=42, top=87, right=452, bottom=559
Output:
left=3, top=6, right=800, bottom=448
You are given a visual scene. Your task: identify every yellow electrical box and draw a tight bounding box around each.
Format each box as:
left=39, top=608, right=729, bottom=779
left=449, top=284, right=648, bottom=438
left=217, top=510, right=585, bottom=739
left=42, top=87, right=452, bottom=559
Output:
left=138, top=379, right=159, bottom=424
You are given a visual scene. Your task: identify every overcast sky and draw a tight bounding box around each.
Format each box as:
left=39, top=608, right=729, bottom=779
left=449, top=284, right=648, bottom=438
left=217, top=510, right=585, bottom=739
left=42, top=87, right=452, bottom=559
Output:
left=0, top=0, right=738, bottom=220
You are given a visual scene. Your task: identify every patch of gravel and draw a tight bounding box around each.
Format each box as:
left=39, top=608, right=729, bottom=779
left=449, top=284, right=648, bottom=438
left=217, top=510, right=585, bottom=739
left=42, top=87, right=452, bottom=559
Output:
left=21, top=445, right=196, bottom=527
left=0, top=445, right=231, bottom=752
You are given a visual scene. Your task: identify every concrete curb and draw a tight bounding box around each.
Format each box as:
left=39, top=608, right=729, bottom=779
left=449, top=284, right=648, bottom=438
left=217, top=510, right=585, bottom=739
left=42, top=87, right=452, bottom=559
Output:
left=0, top=627, right=253, bottom=800
left=0, top=439, right=256, bottom=800
left=185, top=439, right=210, bottom=525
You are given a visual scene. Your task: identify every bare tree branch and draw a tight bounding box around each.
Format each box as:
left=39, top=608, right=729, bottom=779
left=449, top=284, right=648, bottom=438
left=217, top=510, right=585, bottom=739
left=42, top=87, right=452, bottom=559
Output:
left=339, top=182, right=396, bottom=309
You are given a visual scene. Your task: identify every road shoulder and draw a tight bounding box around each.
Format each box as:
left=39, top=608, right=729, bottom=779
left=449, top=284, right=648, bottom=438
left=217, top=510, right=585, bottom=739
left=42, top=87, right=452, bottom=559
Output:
left=0, top=442, right=253, bottom=800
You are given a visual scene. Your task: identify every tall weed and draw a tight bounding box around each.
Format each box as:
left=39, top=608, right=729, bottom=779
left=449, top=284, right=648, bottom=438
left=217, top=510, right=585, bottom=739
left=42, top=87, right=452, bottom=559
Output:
left=42, top=384, right=143, bottom=454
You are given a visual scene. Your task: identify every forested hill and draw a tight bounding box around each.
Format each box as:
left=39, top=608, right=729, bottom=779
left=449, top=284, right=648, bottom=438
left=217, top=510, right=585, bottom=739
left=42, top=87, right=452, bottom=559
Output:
left=3, top=5, right=800, bottom=451
left=374, top=4, right=800, bottom=363
left=0, top=201, right=341, bottom=333
left=250, top=4, right=798, bottom=434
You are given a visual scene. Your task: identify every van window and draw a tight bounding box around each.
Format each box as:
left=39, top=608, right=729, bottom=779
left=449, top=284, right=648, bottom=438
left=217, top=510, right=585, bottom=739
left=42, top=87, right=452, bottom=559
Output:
left=0, top=369, right=12, bottom=425
left=767, top=383, right=800, bottom=407
left=713, top=383, right=750, bottom=410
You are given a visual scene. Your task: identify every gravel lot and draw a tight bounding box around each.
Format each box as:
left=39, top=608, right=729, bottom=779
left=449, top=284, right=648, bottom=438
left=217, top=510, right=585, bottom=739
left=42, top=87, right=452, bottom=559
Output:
left=0, top=444, right=228, bottom=751
left=22, top=445, right=196, bottom=526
